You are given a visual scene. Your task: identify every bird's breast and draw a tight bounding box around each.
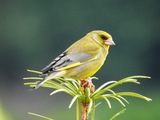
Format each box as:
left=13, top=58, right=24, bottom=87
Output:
left=64, top=48, right=108, bottom=80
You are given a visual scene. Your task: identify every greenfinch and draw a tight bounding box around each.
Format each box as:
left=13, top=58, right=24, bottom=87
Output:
left=35, top=30, right=115, bottom=89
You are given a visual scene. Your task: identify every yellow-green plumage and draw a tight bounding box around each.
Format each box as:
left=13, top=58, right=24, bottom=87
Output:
left=35, top=30, right=115, bottom=89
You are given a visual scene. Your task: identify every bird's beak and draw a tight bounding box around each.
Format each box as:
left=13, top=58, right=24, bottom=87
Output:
left=105, top=38, right=115, bottom=46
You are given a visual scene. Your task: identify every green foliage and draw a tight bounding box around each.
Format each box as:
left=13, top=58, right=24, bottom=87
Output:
left=28, top=112, right=53, bottom=120
left=24, top=70, right=152, bottom=120
left=0, top=103, right=13, bottom=120
left=109, top=108, right=126, bottom=120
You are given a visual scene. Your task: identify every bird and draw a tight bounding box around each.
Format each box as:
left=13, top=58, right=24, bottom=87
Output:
left=34, top=30, right=115, bottom=89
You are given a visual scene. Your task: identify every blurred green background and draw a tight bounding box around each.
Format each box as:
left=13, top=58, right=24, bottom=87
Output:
left=0, top=0, right=160, bottom=120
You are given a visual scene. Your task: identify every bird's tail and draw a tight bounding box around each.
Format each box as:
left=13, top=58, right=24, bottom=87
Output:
left=33, top=71, right=66, bottom=90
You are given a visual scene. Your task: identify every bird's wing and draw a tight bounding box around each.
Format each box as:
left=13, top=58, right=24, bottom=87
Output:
left=41, top=52, right=95, bottom=74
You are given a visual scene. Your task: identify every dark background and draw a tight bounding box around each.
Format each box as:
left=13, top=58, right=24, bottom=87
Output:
left=0, top=0, right=160, bottom=120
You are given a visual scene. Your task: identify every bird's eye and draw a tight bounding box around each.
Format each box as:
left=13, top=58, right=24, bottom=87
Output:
left=100, top=35, right=107, bottom=40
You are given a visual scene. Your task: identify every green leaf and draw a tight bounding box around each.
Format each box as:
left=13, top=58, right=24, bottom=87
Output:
left=116, top=92, right=152, bottom=102
left=28, top=112, right=53, bottom=120
left=88, top=99, right=93, bottom=114
left=109, top=108, right=126, bottom=120
left=27, top=69, right=42, bottom=74
left=69, top=95, right=80, bottom=108
left=125, top=75, right=151, bottom=79
left=92, top=81, right=116, bottom=97
left=101, top=96, right=112, bottom=108
left=110, top=96, right=126, bottom=107
left=117, top=96, right=129, bottom=104
left=50, top=89, right=66, bottom=96
left=23, top=77, right=43, bottom=80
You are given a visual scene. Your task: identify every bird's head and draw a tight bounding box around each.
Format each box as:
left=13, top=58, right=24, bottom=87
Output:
left=89, top=30, right=115, bottom=47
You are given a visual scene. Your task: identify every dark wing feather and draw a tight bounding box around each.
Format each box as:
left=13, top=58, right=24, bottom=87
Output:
left=41, top=52, right=92, bottom=74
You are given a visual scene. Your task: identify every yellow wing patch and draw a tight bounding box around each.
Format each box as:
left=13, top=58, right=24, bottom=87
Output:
left=57, top=62, right=82, bottom=71
left=56, top=55, right=97, bottom=71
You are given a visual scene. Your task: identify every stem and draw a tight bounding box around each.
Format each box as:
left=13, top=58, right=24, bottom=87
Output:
left=76, top=99, right=80, bottom=120
left=91, top=101, right=95, bottom=120
left=80, top=78, right=95, bottom=120
left=81, top=102, right=89, bottom=120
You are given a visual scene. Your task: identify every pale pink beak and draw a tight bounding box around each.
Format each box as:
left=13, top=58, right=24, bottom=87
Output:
left=105, top=38, right=115, bottom=45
